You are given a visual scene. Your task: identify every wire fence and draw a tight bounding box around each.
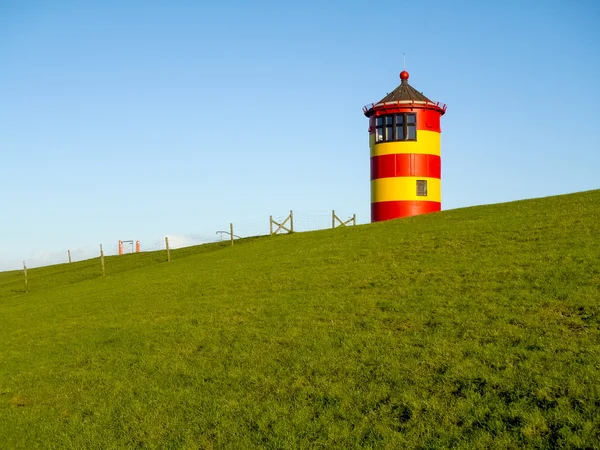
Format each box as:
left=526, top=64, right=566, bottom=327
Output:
left=1, top=210, right=359, bottom=272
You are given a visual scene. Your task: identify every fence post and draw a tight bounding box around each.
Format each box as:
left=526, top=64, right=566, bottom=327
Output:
left=333, top=211, right=356, bottom=228
left=230, top=223, right=234, bottom=246
left=269, top=215, right=273, bottom=236
left=23, top=261, right=28, bottom=293
left=68, top=250, right=72, bottom=263
left=100, top=244, right=105, bottom=277
left=290, top=210, right=294, bottom=233
left=165, top=237, right=171, bottom=262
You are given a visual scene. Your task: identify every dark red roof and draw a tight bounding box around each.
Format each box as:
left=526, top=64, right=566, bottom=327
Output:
left=363, top=71, right=446, bottom=117
left=377, top=78, right=434, bottom=104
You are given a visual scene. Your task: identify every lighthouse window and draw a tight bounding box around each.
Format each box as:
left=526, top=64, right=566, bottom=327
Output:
left=375, top=117, right=384, bottom=142
left=416, top=180, right=428, bottom=197
left=375, top=113, right=417, bottom=143
left=395, top=115, right=405, bottom=140
left=385, top=116, right=394, bottom=140
left=407, top=114, right=417, bottom=140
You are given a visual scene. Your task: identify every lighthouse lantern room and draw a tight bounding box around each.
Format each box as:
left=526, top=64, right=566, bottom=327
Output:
left=363, top=70, right=446, bottom=222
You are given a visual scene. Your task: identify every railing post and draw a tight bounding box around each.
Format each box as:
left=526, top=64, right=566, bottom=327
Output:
left=100, top=244, right=105, bottom=277
left=23, top=261, right=28, bottom=293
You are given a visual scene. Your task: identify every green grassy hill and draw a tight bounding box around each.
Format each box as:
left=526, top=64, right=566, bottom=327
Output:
left=1, top=190, right=599, bottom=449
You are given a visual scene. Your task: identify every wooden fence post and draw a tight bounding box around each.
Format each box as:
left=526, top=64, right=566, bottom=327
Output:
left=270, top=211, right=294, bottom=235
left=68, top=250, right=72, bottom=263
left=230, top=223, right=234, bottom=246
left=332, top=211, right=357, bottom=228
left=23, top=261, right=28, bottom=293
left=165, top=237, right=171, bottom=262
left=100, top=244, right=105, bottom=277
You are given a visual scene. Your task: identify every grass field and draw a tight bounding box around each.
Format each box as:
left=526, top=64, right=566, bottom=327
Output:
left=1, top=190, right=599, bottom=449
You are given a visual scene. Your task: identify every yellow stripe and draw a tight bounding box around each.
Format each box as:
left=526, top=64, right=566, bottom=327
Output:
left=370, top=130, right=441, bottom=157
left=371, top=177, right=441, bottom=202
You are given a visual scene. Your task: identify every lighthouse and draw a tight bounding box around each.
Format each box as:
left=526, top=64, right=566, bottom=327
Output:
left=363, top=70, right=446, bottom=222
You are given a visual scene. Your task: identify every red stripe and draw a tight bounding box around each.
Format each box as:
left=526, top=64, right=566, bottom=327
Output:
left=370, top=154, right=441, bottom=180
left=371, top=201, right=441, bottom=222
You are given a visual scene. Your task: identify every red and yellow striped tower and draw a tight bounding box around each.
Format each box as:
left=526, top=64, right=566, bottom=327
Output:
left=363, top=70, right=446, bottom=222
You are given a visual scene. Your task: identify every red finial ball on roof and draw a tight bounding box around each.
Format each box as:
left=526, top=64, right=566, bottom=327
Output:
left=400, top=70, right=409, bottom=81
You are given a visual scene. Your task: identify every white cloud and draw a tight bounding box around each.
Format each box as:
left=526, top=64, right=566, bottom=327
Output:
left=164, top=234, right=217, bottom=250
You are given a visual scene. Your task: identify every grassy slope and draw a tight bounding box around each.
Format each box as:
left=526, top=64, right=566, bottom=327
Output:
left=1, top=190, right=599, bottom=449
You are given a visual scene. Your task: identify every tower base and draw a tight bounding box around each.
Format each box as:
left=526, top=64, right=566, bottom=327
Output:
left=371, top=200, right=440, bottom=222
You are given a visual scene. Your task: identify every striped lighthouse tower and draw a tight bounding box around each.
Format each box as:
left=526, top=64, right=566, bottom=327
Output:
left=364, top=70, right=446, bottom=222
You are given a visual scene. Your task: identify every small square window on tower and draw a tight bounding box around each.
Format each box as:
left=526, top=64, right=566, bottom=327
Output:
left=416, top=180, right=428, bottom=196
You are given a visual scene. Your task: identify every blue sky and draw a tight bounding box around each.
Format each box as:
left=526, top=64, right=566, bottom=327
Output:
left=1, top=0, right=599, bottom=269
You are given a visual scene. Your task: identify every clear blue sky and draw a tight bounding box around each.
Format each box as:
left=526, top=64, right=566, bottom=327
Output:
left=1, top=0, right=599, bottom=269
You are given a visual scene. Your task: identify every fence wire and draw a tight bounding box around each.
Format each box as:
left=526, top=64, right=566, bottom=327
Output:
left=1, top=210, right=359, bottom=272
